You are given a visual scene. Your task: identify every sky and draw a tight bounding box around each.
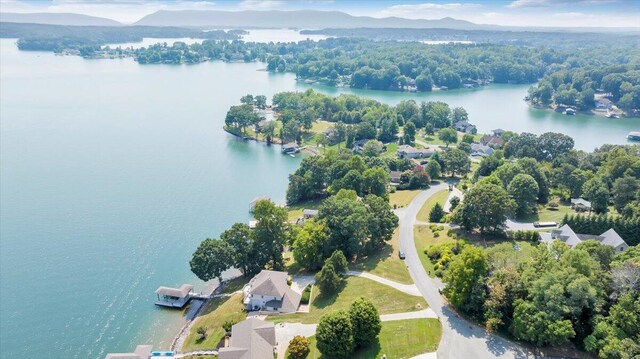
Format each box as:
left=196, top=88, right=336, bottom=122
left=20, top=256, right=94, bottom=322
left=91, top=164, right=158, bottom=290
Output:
left=0, top=0, right=639, bottom=27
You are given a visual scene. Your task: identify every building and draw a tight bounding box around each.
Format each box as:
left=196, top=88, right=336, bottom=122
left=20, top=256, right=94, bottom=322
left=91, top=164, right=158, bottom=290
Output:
left=570, top=198, right=592, bottom=212
left=154, top=284, right=194, bottom=308
left=352, top=139, right=369, bottom=154
left=303, top=209, right=319, bottom=219
left=470, top=143, right=494, bottom=157
left=540, top=224, right=628, bottom=252
left=453, top=120, right=477, bottom=134
left=281, top=143, right=300, bottom=154
left=595, top=97, right=613, bottom=110
left=243, top=270, right=301, bottom=313
left=218, top=318, right=277, bottom=359
left=105, top=345, right=152, bottom=359
left=480, top=135, right=504, bottom=149
left=491, top=129, right=505, bottom=137
left=397, top=145, right=434, bottom=159
left=389, top=170, right=403, bottom=184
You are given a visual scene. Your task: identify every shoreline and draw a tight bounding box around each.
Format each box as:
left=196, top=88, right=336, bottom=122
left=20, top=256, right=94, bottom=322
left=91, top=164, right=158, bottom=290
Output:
left=526, top=101, right=636, bottom=119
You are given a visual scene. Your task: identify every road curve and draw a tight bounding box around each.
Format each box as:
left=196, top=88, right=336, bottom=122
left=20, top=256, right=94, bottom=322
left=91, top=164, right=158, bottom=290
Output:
left=398, top=182, right=535, bottom=359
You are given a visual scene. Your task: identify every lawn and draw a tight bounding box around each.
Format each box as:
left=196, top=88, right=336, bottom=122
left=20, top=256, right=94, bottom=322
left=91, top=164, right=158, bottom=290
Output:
left=269, top=276, right=426, bottom=324
left=416, top=189, right=449, bottom=222
left=389, top=189, right=422, bottom=209
left=181, top=293, right=247, bottom=351
left=414, top=224, right=467, bottom=277
left=352, top=228, right=413, bottom=284
left=286, top=199, right=323, bottom=222
left=292, top=318, right=442, bottom=359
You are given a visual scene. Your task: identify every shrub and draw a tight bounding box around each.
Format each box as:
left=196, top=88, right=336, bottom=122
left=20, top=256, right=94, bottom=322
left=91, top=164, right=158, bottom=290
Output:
left=429, top=202, right=445, bottom=223
left=508, top=230, right=540, bottom=242
left=222, top=319, right=238, bottom=333
left=196, top=326, right=207, bottom=339
left=300, top=285, right=312, bottom=304
left=316, top=311, right=355, bottom=357
left=547, top=201, right=559, bottom=209
left=349, top=297, right=382, bottom=347
left=426, top=246, right=442, bottom=260
left=315, top=263, right=342, bottom=295
left=433, top=232, right=440, bottom=237
left=288, top=335, right=311, bottom=359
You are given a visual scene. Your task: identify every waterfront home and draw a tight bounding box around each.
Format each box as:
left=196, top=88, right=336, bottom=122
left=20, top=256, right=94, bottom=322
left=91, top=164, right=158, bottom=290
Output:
left=570, top=197, right=592, bottom=212
left=389, top=170, right=403, bottom=184
left=105, top=345, right=152, bottom=359
left=218, top=318, right=276, bottom=359
left=595, top=97, right=613, bottom=110
left=470, top=143, right=494, bottom=157
left=397, top=145, right=434, bottom=159
left=479, top=135, right=504, bottom=149
left=352, top=139, right=369, bottom=153
left=281, top=142, right=300, bottom=154
left=303, top=209, right=319, bottom=219
left=453, top=120, right=477, bottom=134
left=243, top=270, right=301, bottom=313
left=249, top=196, right=270, bottom=212
left=540, top=224, right=629, bottom=252
left=491, top=129, right=505, bottom=137
left=324, top=127, right=341, bottom=145
left=155, top=284, right=194, bottom=308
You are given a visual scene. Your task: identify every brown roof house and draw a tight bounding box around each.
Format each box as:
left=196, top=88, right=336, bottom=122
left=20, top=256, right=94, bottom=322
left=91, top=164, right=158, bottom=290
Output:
left=242, top=270, right=301, bottom=313
left=218, top=318, right=277, bottom=359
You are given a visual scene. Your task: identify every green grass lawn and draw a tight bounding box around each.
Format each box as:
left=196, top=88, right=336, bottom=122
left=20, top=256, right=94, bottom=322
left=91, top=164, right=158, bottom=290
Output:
left=389, top=189, right=422, bottom=209
left=414, top=224, right=462, bottom=277
left=292, top=318, right=442, bottom=359
left=352, top=228, right=413, bottom=284
left=286, top=199, right=323, bottom=222
left=416, top=189, right=449, bottom=222
left=182, top=292, right=247, bottom=351
left=269, top=276, right=426, bottom=324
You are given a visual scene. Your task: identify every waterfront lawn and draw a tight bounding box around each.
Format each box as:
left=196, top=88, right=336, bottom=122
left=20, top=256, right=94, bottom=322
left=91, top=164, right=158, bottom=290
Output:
left=182, top=293, right=247, bottom=352
left=416, top=189, right=449, bottom=222
left=286, top=199, right=323, bottom=222
left=389, top=189, right=421, bottom=208
left=269, top=276, right=426, bottom=324
left=352, top=228, right=412, bottom=284
left=291, top=319, right=442, bottom=359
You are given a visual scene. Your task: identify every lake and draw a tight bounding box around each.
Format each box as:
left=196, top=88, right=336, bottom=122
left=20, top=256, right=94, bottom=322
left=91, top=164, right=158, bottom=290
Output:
left=0, top=33, right=638, bottom=359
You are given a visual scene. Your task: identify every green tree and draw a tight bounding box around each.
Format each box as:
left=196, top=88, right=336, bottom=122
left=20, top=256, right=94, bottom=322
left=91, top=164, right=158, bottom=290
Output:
left=508, top=173, right=539, bottom=217
left=363, top=194, right=398, bottom=252
left=429, top=202, right=445, bottom=223
left=319, top=194, right=370, bottom=258
left=316, top=311, right=355, bottom=358
left=288, top=335, right=311, bottom=359
left=362, top=167, right=389, bottom=198
left=443, top=246, right=489, bottom=317
left=349, top=297, right=382, bottom=347
left=315, top=262, right=342, bottom=295
left=582, top=178, right=609, bottom=214
left=425, top=160, right=442, bottom=179
left=326, top=250, right=349, bottom=275
left=220, top=223, right=260, bottom=277
left=442, top=148, right=471, bottom=177
left=362, top=140, right=384, bottom=157
left=439, top=128, right=458, bottom=147
left=455, top=183, right=514, bottom=234
left=293, top=221, right=329, bottom=271
left=612, top=175, right=639, bottom=213
left=189, top=238, right=232, bottom=283
left=253, top=199, right=289, bottom=270
left=225, top=104, right=259, bottom=134
left=403, top=121, right=416, bottom=146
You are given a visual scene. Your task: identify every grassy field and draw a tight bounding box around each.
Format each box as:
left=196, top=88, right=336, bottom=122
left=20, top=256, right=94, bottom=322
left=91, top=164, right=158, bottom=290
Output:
left=416, top=189, right=449, bottom=222
left=269, top=276, right=426, bottom=324
left=352, top=228, right=413, bottom=284
left=414, top=224, right=461, bottom=276
left=389, top=189, right=422, bottom=209
left=181, top=293, right=247, bottom=351
left=291, top=318, right=442, bottom=359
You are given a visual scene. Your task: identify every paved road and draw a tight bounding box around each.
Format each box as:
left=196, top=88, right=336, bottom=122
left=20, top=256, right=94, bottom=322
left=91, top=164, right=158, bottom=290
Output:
left=399, top=183, right=535, bottom=359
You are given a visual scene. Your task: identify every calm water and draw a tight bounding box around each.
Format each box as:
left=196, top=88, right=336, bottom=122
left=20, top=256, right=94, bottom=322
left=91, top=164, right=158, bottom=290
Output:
left=1, top=33, right=638, bottom=359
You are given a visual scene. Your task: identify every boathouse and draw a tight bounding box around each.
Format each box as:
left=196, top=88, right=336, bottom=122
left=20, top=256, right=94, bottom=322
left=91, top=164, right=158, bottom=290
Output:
left=155, top=284, right=194, bottom=308
left=281, top=142, right=300, bottom=154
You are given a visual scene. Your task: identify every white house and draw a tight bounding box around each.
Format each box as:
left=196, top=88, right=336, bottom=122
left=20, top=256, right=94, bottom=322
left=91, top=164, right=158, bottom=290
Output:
left=397, top=145, right=434, bottom=159
left=539, top=224, right=629, bottom=252
left=243, top=270, right=301, bottom=313
left=453, top=120, right=477, bottom=134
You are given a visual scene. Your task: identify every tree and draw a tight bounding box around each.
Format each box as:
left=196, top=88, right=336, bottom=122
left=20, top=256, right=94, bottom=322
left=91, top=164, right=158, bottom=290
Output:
left=508, top=174, right=539, bottom=217
left=425, top=160, right=442, bottom=179
left=449, top=196, right=460, bottom=211
left=319, top=193, right=370, bottom=258
left=240, top=94, right=254, bottom=105
left=293, top=221, right=329, bottom=271
left=538, top=132, right=575, bottom=161
left=349, top=297, right=382, bottom=347
left=316, top=311, right=355, bottom=358
left=327, top=250, right=349, bottom=275
left=315, top=262, right=342, bottom=295
left=450, top=107, right=469, bottom=123
left=429, top=202, right=445, bottom=223
left=362, top=168, right=389, bottom=198
left=253, top=199, right=289, bottom=270
left=442, top=148, right=471, bottom=177
left=220, top=223, right=260, bottom=277
left=455, top=183, right=514, bottom=234
left=612, top=175, right=639, bottom=213
left=443, top=246, right=489, bottom=317
left=190, top=238, right=232, bottom=283
left=254, top=95, right=267, bottom=109
left=439, top=128, right=458, bottom=147
left=408, top=165, right=431, bottom=189
left=462, top=133, right=475, bottom=144
left=288, top=336, right=311, bottom=359
left=196, top=326, right=207, bottom=339
left=362, top=140, right=384, bottom=157
left=225, top=104, right=259, bottom=133
left=582, top=178, right=609, bottom=214
left=363, top=194, right=398, bottom=252
left=403, top=121, right=416, bottom=146
left=416, top=72, right=433, bottom=92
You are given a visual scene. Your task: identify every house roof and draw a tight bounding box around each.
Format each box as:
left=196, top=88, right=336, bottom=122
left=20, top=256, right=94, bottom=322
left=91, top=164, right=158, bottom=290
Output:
left=571, top=198, right=591, bottom=207
left=155, top=284, right=193, bottom=298
left=548, top=224, right=582, bottom=248
left=219, top=318, right=276, bottom=359
left=282, top=142, right=299, bottom=150
left=248, top=270, right=290, bottom=298
left=303, top=209, right=318, bottom=216
left=105, top=345, right=152, bottom=359
left=398, top=145, right=433, bottom=155
left=540, top=224, right=628, bottom=250
left=598, top=228, right=627, bottom=248
left=389, top=170, right=402, bottom=179
left=470, top=143, right=493, bottom=155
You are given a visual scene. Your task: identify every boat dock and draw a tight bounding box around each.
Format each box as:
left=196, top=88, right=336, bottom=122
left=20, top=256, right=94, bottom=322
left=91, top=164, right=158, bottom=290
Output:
left=155, top=284, right=211, bottom=309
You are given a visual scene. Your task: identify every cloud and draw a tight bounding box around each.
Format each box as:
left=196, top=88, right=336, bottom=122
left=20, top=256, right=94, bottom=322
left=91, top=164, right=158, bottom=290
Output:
left=377, top=2, right=482, bottom=19
left=508, top=0, right=617, bottom=8
left=238, top=0, right=285, bottom=10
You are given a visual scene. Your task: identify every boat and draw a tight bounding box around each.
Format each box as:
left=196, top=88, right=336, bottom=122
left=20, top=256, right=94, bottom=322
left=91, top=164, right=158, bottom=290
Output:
left=627, top=131, right=640, bottom=141
left=606, top=111, right=620, bottom=119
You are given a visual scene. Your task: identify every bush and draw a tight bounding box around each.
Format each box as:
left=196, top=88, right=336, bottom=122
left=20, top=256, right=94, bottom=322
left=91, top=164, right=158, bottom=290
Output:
left=316, top=311, right=355, bottom=358
left=433, top=232, right=440, bottom=237
left=288, top=335, right=311, bottom=359
left=349, top=297, right=382, bottom=347
left=429, top=202, right=445, bottom=223
left=327, top=250, right=348, bottom=275
left=547, top=201, right=559, bottom=210
left=300, top=285, right=312, bottom=304
left=196, top=326, right=207, bottom=339
left=508, top=230, right=540, bottom=242
left=222, top=319, right=238, bottom=333
left=426, top=246, right=442, bottom=260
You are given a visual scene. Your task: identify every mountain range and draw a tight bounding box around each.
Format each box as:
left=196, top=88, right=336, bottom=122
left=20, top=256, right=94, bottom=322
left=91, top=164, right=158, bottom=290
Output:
left=0, top=12, right=121, bottom=26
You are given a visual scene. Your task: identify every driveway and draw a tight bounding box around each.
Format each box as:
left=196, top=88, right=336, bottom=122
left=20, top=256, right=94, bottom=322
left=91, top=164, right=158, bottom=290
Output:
left=443, top=186, right=464, bottom=213
left=275, top=322, right=317, bottom=359
left=399, top=183, right=535, bottom=359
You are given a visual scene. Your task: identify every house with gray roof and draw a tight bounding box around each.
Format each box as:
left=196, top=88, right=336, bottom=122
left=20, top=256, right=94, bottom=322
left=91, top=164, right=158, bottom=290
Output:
left=453, top=120, right=477, bottom=134
left=570, top=198, right=592, bottom=212
left=470, top=143, right=494, bottom=157
left=397, top=145, right=434, bottom=159
left=218, top=318, right=276, bottom=359
left=243, top=270, right=301, bottom=313
left=540, top=224, right=629, bottom=252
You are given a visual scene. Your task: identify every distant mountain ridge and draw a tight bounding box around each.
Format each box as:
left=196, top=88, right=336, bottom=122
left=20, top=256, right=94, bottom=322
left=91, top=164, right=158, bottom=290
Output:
left=0, top=12, right=121, bottom=26
left=134, top=10, right=486, bottom=30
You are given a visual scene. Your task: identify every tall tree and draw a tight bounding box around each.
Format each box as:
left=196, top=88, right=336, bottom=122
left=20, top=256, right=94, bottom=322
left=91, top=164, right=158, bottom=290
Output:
left=508, top=173, right=539, bottom=217
left=253, top=199, right=289, bottom=270
left=349, top=297, right=382, bottom=347
left=316, top=311, right=355, bottom=358
left=190, top=238, right=232, bottom=283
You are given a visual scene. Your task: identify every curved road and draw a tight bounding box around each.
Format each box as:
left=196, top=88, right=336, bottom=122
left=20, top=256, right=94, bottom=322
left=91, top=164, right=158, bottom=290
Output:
left=398, top=183, right=535, bottom=359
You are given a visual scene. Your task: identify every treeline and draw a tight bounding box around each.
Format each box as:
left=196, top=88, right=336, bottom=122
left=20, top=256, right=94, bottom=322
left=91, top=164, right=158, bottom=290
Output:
left=429, top=238, right=640, bottom=357
left=0, top=22, right=237, bottom=52
left=529, top=62, right=640, bottom=112
left=563, top=214, right=640, bottom=246
left=300, top=27, right=640, bottom=49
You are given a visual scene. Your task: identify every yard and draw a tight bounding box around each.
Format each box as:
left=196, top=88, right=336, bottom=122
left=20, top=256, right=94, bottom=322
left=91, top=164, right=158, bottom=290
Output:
left=351, top=228, right=413, bottom=284
left=269, top=276, right=427, bottom=324
left=290, top=318, right=442, bottom=359
left=416, top=189, right=449, bottom=222
left=389, top=189, right=422, bottom=209
left=414, top=224, right=462, bottom=277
